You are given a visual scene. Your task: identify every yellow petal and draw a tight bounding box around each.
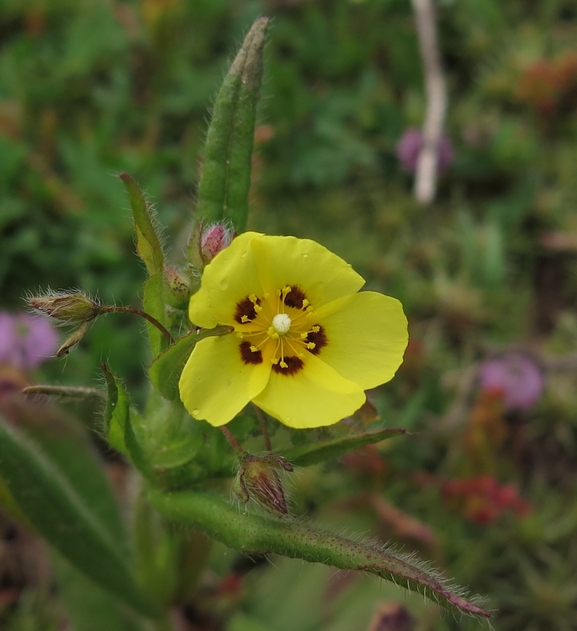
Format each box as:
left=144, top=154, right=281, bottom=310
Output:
left=189, top=231, right=264, bottom=328
left=252, top=353, right=365, bottom=429
left=314, top=291, right=408, bottom=390
left=251, top=235, right=365, bottom=308
left=179, top=334, right=270, bottom=426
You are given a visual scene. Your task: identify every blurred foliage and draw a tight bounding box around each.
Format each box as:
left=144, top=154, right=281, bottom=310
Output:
left=1, top=0, right=577, bottom=630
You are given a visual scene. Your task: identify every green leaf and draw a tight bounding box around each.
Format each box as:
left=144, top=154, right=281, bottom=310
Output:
left=53, top=552, right=143, bottom=631
left=277, top=427, right=406, bottom=467
left=120, top=173, right=164, bottom=276
left=102, top=363, right=130, bottom=455
left=120, top=173, right=167, bottom=357
left=193, top=17, right=269, bottom=235
left=0, top=407, right=158, bottom=618
left=102, top=364, right=149, bottom=476
left=149, top=326, right=233, bottom=401
left=143, top=274, right=166, bottom=357
left=148, top=488, right=490, bottom=620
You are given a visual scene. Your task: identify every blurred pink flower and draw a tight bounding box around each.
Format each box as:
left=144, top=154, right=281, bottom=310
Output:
left=0, top=312, right=59, bottom=370
left=478, top=354, right=544, bottom=411
left=396, top=127, right=454, bottom=173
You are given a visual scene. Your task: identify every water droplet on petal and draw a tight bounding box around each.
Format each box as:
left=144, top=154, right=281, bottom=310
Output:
left=302, top=253, right=309, bottom=258
left=192, top=408, right=200, bottom=416
left=219, top=279, right=229, bottom=290
left=241, top=252, right=247, bottom=258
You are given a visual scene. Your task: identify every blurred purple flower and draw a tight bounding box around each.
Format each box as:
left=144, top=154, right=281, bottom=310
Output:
left=478, top=354, right=544, bottom=411
left=396, top=127, right=454, bottom=173
left=0, top=312, right=59, bottom=370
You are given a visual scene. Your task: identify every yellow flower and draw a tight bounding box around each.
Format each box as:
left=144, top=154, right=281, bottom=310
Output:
left=179, top=232, right=408, bottom=429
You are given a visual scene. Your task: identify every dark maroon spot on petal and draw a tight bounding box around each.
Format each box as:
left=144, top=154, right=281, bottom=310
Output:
left=239, top=341, right=263, bottom=365
left=234, top=296, right=261, bottom=323
left=304, top=325, right=327, bottom=355
left=272, top=355, right=304, bottom=375
left=284, top=286, right=308, bottom=310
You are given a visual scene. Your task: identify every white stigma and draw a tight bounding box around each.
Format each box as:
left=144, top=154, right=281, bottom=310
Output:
left=272, top=313, right=291, bottom=335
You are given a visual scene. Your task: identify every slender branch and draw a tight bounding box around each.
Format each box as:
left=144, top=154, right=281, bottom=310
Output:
left=411, top=0, right=447, bottom=204
left=102, top=306, right=174, bottom=344
left=253, top=404, right=272, bottom=451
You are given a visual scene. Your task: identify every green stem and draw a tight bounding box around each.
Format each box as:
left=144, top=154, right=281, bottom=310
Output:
left=102, top=306, right=174, bottom=344
left=147, top=488, right=490, bottom=619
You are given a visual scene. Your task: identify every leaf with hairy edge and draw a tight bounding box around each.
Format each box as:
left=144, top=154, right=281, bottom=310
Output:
left=0, top=410, right=158, bottom=618
left=149, top=326, right=233, bottom=401
left=277, top=428, right=406, bottom=467
left=148, top=489, right=490, bottom=620
left=192, top=17, right=268, bottom=237
left=120, top=173, right=163, bottom=276
left=102, top=363, right=130, bottom=456
left=102, top=364, right=149, bottom=476
left=120, top=174, right=166, bottom=356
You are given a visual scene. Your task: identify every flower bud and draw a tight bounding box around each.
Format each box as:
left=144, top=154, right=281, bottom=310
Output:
left=233, top=454, right=293, bottom=517
left=27, top=291, right=100, bottom=325
left=199, top=223, right=235, bottom=265
left=164, top=264, right=192, bottom=306
left=56, top=320, right=90, bottom=357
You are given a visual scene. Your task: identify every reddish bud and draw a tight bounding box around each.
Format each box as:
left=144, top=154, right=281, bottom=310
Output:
left=200, top=223, right=235, bottom=265
left=164, top=264, right=191, bottom=304
left=233, top=454, right=293, bottom=517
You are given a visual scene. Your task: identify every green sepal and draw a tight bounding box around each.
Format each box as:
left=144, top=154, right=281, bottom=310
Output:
left=192, top=17, right=269, bottom=236
left=278, top=427, right=406, bottom=467
left=102, top=364, right=149, bottom=476
left=149, top=326, right=233, bottom=401
left=148, top=488, right=490, bottom=620
left=0, top=409, right=159, bottom=618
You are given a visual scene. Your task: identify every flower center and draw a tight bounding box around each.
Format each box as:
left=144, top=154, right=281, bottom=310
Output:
left=271, top=313, right=291, bottom=335
left=234, top=285, right=328, bottom=375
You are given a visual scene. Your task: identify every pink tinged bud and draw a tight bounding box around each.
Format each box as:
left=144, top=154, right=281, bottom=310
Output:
left=233, top=454, right=293, bottom=517
left=164, top=265, right=191, bottom=301
left=200, top=223, right=235, bottom=264
left=478, top=353, right=544, bottom=411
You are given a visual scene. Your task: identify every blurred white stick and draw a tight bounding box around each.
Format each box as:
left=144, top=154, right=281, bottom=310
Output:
left=411, top=0, right=447, bottom=204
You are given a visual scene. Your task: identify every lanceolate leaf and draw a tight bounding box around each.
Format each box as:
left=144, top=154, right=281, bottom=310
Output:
left=149, top=326, right=233, bottom=401
left=120, top=173, right=166, bottom=356
left=193, top=17, right=269, bottom=235
left=102, top=364, right=149, bottom=476
left=120, top=173, right=164, bottom=276
left=148, top=488, right=490, bottom=620
left=278, top=427, right=406, bottom=467
left=0, top=409, right=158, bottom=618
left=102, top=363, right=130, bottom=456
left=53, top=552, right=143, bottom=631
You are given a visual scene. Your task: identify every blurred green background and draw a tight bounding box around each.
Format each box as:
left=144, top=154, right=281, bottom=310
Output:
left=1, top=0, right=577, bottom=629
